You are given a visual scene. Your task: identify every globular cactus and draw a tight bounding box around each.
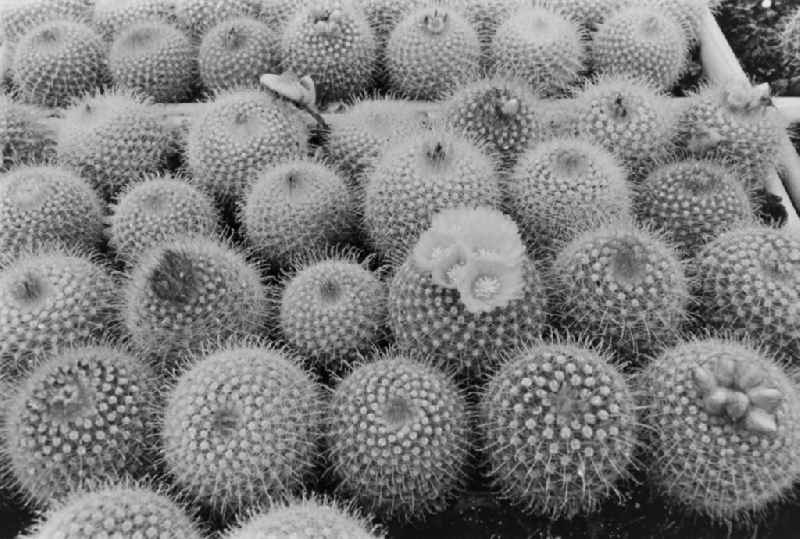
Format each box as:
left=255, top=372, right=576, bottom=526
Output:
left=92, top=0, right=177, bottom=41
left=0, top=165, right=104, bottom=261
left=635, top=159, right=754, bottom=257
left=174, top=0, right=261, bottom=38
left=122, top=236, right=267, bottom=366
left=592, top=5, right=689, bottom=91
left=161, top=342, right=323, bottom=516
left=2, top=344, right=155, bottom=507
left=540, top=0, right=627, bottom=29
left=481, top=341, right=639, bottom=518
left=278, top=253, right=387, bottom=373
left=0, top=0, right=94, bottom=44
left=199, top=17, right=279, bottom=92
left=364, top=126, right=501, bottom=260
left=639, top=0, right=721, bottom=45
left=109, top=174, right=220, bottom=265
left=259, top=0, right=312, bottom=32
left=186, top=88, right=308, bottom=203
left=223, top=497, right=383, bottom=539
left=679, top=81, right=785, bottom=189
left=56, top=89, right=175, bottom=201
left=1, top=95, right=55, bottom=171
left=327, top=354, right=470, bottom=520
left=442, top=76, right=547, bottom=167
left=0, top=249, right=117, bottom=375
left=239, top=158, right=355, bottom=268
left=109, top=21, right=196, bottom=103
left=280, top=0, right=377, bottom=104
left=505, top=137, right=632, bottom=254
left=571, top=75, right=680, bottom=173
left=551, top=222, right=690, bottom=360
left=385, top=4, right=481, bottom=100
left=693, top=226, right=800, bottom=361
left=490, top=5, right=586, bottom=96
left=640, top=338, right=800, bottom=524
left=388, top=207, right=547, bottom=379
left=22, top=484, right=204, bottom=539
left=12, top=20, right=108, bottom=107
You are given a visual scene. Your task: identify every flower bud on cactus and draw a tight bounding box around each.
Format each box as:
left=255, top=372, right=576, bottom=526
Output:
left=481, top=340, right=639, bottom=518
left=640, top=338, right=800, bottom=524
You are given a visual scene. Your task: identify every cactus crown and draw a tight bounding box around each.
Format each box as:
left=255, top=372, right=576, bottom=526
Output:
left=149, top=249, right=197, bottom=302
left=421, top=9, right=448, bottom=34
left=11, top=271, right=44, bottom=303
left=610, top=240, right=647, bottom=283
left=312, top=6, right=344, bottom=34
left=721, top=82, right=772, bottom=115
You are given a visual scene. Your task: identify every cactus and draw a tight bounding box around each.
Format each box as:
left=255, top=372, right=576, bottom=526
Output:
left=278, top=253, right=387, bottom=373
left=186, top=88, right=309, bottom=203
left=122, top=236, right=266, bottom=366
left=0, top=165, right=104, bottom=261
left=239, top=158, right=355, bottom=267
left=640, top=337, right=800, bottom=524
left=388, top=207, right=547, bottom=379
left=0, top=95, right=55, bottom=171
left=635, top=159, right=754, bottom=257
left=280, top=0, right=377, bottom=104
left=490, top=5, right=586, bottom=96
left=0, top=0, right=94, bottom=43
left=223, top=496, right=383, bottom=539
left=174, top=0, right=262, bottom=38
left=693, top=226, right=800, bottom=361
left=328, top=354, right=470, bottom=520
left=22, top=484, right=204, bottom=539
left=679, top=81, right=785, bottom=189
left=199, top=17, right=279, bottom=92
left=551, top=222, right=690, bottom=360
left=92, top=0, right=176, bottom=41
left=109, top=21, right=196, bottom=103
left=442, top=76, right=547, bottom=167
left=505, top=137, right=633, bottom=255
left=364, top=126, right=502, bottom=260
left=12, top=20, right=108, bottom=107
left=541, top=0, right=627, bottom=29
left=385, top=4, right=481, bottom=100
left=109, top=174, right=220, bottom=265
left=56, top=89, right=174, bottom=201
left=481, top=341, right=639, bottom=518
left=2, top=344, right=155, bottom=507
left=0, top=249, right=117, bottom=375
left=639, top=0, right=721, bottom=45
left=592, top=5, right=689, bottom=91
left=161, top=342, right=323, bottom=516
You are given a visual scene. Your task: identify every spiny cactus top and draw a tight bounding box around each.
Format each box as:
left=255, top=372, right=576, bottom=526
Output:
left=92, top=0, right=177, bottom=41
left=481, top=342, right=639, bottom=518
left=640, top=338, right=800, bottom=524
left=2, top=345, right=155, bottom=507
left=22, top=484, right=204, bottom=539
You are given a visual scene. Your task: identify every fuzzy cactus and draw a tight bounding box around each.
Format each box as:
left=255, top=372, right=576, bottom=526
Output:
left=239, top=158, right=355, bottom=267
left=92, top=0, right=176, bottom=41
left=280, top=0, right=377, bottom=104
left=199, top=17, right=279, bottom=92
left=22, top=484, right=204, bottom=539
left=640, top=338, right=800, bottom=524
left=122, top=236, right=266, bottom=366
left=639, top=0, right=721, bottom=45
left=108, top=21, right=196, bottom=104
left=541, top=0, right=627, bottom=29
left=551, top=222, right=690, bottom=360
left=481, top=341, right=639, bottom=518
left=328, top=354, right=470, bottom=520
left=505, top=137, right=633, bottom=254
left=0, top=165, right=104, bottom=261
left=186, top=88, right=309, bottom=203
left=12, top=20, right=108, bottom=108
left=109, top=174, right=220, bottom=265
left=0, top=0, right=94, bottom=44
left=0, top=96, right=55, bottom=171
left=693, top=226, right=800, bottom=361
left=0, top=249, right=117, bottom=375
left=56, top=89, right=174, bottom=201
left=385, top=4, right=481, bottom=100
left=592, top=5, right=689, bottom=91
left=635, top=159, right=754, bottom=257
left=679, top=81, right=785, bottom=189
left=161, top=342, right=323, bottom=516
left=174, top=0, right=262, bottom=38
left=2, top=344, right=155, bottom=507
left=279, top=254, right=387, bottom=373
left=490, top=5, right=586, bottom=96
left=364, top=126, right=502, bottom=260
left=442, top=76, right=547, bottom=167
left=223, top=497, right=383, bottom=539
left=388, top=207, right=547, bottom=379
